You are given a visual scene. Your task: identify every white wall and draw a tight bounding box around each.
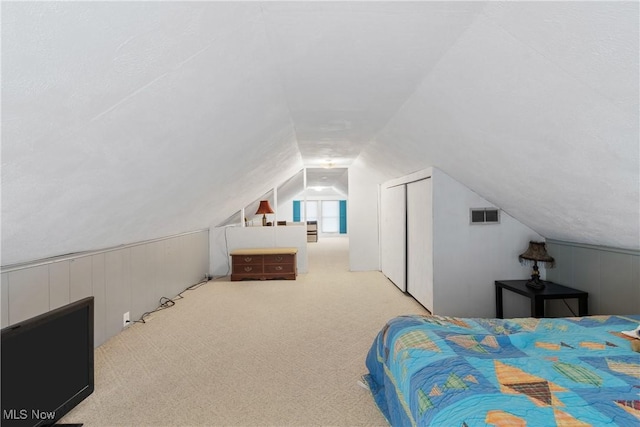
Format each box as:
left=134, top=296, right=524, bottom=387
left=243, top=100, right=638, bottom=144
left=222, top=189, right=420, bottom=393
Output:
left=277, top=199, right=294, bottom=223
left=431, top=168, right=544, bottom=317
left=358, top=2, right=639, bottom=252
left=2, top=2, right=305, bottom=266
left=347, top=157, right=387, bottom=271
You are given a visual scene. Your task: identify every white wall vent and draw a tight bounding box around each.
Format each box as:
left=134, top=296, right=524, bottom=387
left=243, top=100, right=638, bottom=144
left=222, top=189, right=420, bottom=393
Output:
left=470, top=208, right=500, bottom=224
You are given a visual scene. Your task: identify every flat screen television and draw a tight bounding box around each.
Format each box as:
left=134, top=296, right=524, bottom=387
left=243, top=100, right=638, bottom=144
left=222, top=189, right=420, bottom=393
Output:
left=2, top=296, right=94, bottom=427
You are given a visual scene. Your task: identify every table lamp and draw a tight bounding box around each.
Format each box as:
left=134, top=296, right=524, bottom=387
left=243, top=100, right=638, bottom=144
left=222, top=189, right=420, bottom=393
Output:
left=518, top=241, right=555, bottom=290
left=255, top=200, right=274, bottom=226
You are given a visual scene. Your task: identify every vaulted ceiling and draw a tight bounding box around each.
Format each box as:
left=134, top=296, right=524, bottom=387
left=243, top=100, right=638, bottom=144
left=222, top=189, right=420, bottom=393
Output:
left=2, top=1, right=638, bottom=265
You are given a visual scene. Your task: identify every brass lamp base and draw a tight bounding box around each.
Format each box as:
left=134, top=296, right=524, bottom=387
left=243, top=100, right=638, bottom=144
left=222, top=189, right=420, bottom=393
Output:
left=526, top=277, right=545, bottom=290
left=525, top=261, right=545, bottom=290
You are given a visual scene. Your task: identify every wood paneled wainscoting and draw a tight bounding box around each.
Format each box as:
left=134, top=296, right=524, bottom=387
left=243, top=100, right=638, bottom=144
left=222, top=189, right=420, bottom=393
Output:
left=1, top=230, right=210, bottom=347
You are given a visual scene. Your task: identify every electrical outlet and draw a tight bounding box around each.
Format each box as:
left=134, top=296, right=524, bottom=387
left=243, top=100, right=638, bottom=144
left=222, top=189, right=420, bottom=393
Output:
left=123, top=312, right=130, bottom=328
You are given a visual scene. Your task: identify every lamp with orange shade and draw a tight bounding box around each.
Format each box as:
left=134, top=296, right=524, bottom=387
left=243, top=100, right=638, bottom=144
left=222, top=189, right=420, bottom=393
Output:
left=255, top=200, right=274, bottom=226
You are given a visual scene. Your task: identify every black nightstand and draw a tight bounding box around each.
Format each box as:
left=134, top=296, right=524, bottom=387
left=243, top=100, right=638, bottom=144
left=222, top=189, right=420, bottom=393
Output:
left=494, top=280, right=588, bottom=318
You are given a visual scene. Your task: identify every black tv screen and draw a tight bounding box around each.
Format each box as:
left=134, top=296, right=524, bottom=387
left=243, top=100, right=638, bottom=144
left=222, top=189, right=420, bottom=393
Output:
left=1, top=296, right=94, bottom=427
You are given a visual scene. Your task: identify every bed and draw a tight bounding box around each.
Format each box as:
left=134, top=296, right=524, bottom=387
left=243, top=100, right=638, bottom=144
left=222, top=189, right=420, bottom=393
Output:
left=364, top=314, right=640, bottom=426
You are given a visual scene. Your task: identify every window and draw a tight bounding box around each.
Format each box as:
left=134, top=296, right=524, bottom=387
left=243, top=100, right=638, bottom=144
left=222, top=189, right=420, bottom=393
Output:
left=321, top=201, right=340, bottom=233
left=294, top=200, right=347, bottom=234
left=300, top=201, right=318, bottom=222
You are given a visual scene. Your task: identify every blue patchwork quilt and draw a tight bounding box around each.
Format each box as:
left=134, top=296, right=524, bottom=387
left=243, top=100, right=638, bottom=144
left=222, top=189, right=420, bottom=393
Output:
left=364, top=315, right=640, bottom=426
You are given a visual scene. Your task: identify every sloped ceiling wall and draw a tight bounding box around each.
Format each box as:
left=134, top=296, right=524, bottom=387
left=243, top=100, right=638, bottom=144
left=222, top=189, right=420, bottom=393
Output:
left=360, top=1, right=639, bottom=250
left=2, top=2, right=302, bottom=265
left=2, top=1, right=638, bottom=265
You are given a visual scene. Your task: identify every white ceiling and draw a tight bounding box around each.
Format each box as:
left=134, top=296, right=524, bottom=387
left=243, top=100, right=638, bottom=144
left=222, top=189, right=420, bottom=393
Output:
left=2, top=1, right=638, bottom=265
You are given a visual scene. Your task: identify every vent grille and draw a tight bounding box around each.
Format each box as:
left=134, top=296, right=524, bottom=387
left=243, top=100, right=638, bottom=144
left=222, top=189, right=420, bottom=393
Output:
left=470, top=208, right=500, bottom=224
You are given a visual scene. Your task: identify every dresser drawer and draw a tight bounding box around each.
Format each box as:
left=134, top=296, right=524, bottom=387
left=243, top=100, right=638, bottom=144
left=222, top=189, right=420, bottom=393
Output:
left=264, top=264, right=294, bottom=274
left=232, top=264, right=261, bottom=274
left=264, top=254, right=295, bottom=264
left=232, top=255, right=263, bottom=265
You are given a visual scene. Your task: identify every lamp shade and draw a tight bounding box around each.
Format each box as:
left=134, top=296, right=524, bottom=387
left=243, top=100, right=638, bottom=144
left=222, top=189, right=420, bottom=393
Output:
left=519, top=241, right=555, bottom=266
left=255, top=200, right=274, bottom=215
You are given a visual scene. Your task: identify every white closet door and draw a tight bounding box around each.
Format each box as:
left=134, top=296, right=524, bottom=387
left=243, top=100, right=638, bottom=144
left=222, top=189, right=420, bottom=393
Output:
left=407, top=178, right=433, bottom=312
left=380, top=184, right=406, bottom=292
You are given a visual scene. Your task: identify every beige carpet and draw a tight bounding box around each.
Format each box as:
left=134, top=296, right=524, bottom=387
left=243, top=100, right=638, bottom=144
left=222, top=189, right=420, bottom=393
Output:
left=61, top=236, right=427, bottom=426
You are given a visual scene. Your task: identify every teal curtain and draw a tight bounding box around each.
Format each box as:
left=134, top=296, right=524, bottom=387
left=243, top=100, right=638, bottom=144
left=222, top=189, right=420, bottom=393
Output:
left=293, top=200, right=301, bottom=222
left=339, top=200, right=347, bottom=234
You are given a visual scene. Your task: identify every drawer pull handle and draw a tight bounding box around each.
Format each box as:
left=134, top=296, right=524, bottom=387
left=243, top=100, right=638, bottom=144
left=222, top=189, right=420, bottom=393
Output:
left=275, top=256, right=283, bottom=261
left=275, top=266, right=283, bottom=271
left=244, top=257, right=252, bottom=262
left=244, top=266, right=253, bottom=272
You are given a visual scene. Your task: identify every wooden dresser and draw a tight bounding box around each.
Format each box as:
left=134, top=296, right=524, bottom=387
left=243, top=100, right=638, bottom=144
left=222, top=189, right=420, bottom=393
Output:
left=230, top=247, right=298, bottom=281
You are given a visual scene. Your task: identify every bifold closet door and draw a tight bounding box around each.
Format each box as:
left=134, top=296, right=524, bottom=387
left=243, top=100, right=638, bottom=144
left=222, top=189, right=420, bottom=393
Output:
left=380, top=184, right=406, bottom=292
left=407, top=178, right=433, bottom=312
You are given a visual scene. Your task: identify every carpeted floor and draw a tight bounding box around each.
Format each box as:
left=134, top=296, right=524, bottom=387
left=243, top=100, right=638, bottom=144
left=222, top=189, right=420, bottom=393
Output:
left=61, top=236, right=427, bottom=426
